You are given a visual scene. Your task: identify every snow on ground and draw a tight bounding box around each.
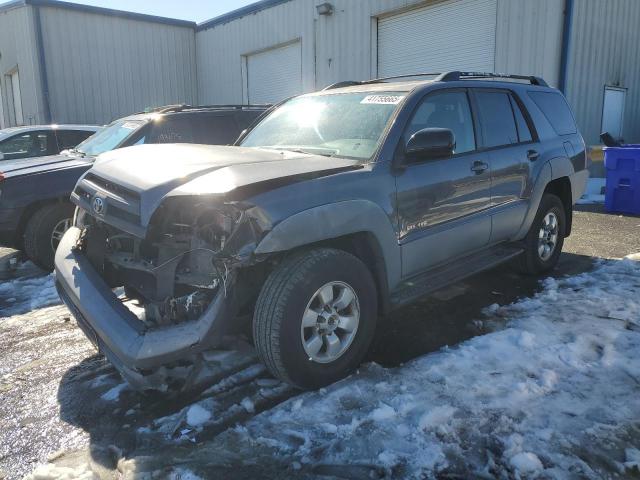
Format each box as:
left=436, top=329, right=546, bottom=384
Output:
left=221, top=255, right=640, bottom=479
left=577, top=177, right=606, bottom=205
left=0, top=271, right=60, bottom=317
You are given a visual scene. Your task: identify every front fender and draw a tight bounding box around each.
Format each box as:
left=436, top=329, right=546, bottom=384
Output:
left=255, top=200, right=401, bottom=291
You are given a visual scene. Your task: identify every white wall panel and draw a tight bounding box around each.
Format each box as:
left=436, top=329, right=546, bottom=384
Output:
left=0, top=4, right=44, bottom=126
left=39, top=6, right=197, bottom=125
left=246, top=41, right=302, bottom=103
left=377, top=0, right=497, bottom=76
left=494, top=0, right=564, bottom=88
left=197, top=0, right=566, bottom=105
left=564, top=0, right=640, bottom=144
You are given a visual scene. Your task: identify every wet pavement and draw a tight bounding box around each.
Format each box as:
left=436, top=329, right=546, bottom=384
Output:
left=0, top=204, right=638, bottom=479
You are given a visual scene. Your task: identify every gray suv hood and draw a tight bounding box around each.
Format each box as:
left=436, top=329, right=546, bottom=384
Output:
left=83, top=144, right=360, bottom=229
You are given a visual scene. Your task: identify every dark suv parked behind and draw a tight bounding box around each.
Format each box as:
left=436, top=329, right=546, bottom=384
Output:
left=0, top=105, right=267, bottom=269
left=56, top=72, right=589, bottom=391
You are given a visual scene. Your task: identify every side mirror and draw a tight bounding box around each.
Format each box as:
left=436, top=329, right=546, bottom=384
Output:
left=405, top=128, right=455, bottom=162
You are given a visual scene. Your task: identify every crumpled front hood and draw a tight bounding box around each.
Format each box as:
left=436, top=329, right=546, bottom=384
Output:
left=84, top=144, right=361, bottom=228
left=1, top=152, right=90, bottom=178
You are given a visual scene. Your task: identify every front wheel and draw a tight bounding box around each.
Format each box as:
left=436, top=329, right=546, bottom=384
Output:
left=23, top=202, right=74, bottom=271
left=518, top=193, right=566, bottom=275
left=253, top=248, right=377, bottom=389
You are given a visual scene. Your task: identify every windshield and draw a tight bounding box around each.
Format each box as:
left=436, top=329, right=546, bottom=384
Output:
left=240, top=92, right=405, bottom=160
left=75, top=120, right=145, bottom=156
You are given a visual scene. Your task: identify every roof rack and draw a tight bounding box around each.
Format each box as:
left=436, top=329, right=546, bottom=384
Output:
left=323, top=73, right=442, bottom=90
left=435, top=71, right=548, bottom=87
left=136, top=104, right=272, bottom=115
left=323, top=71, right=548, bottom=90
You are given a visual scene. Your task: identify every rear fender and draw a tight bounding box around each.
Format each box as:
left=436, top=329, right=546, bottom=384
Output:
left=515, top=156, right=578, bottom=239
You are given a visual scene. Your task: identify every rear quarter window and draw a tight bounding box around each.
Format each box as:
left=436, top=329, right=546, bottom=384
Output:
left=528, top=91, right=577, bottom=136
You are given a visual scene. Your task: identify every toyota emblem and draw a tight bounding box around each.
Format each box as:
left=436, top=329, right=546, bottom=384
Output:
left=92, top=196, right=105, bottom=215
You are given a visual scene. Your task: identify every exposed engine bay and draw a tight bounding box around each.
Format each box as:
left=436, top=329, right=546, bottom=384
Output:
left=75, top=200, right=264, bottom=327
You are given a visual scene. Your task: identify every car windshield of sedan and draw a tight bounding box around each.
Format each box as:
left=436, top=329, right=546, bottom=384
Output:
left=75, top=119, right=145, bottom=157
left=240, top=92, right=406, bottom=160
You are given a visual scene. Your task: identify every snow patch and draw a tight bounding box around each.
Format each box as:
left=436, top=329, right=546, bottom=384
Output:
left=186, top=404, right=212, bottom=427
left=370, top=403, right=396, bottom=421
left=418, top=405, right=457, bottom=431
left=510, top=452, right=544, bottom=474
left=228, top=256, right=640, bottom=478
left=24, top=463, right=98, bottom=480
left=577, top=177, right=605, bottom=204
left=100, top=383, right=126, bottom=401
left=0, top=273, right=60, bottom=317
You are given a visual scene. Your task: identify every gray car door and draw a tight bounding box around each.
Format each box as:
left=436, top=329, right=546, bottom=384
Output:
left=471, top=88, right=537, bottom=242
left=394, top=89, right=492, bottom=278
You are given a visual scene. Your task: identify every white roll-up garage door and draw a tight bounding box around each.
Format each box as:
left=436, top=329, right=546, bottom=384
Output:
left=246, top=41, right=302, bottom=104
left=377, top=0, right=497, bottom=77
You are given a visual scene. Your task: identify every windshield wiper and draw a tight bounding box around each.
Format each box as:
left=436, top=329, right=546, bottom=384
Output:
left=270, top=146, right=338, bottom=157
left=66, top=148, right=86, bottom=158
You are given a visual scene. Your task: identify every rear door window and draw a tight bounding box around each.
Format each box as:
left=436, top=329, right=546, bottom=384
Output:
left=147, top=116, right=195, bottom=144
left=528, top=91, right=577, bottom=135
left=235, top=110, right=264, bottom=131
left=192, top=114, right=242, bottom=145
left=56, top=130, right=94, bottom=151
left=474, top=90, right=519, bottom=148
left=510, top=96, right=533, bottom=143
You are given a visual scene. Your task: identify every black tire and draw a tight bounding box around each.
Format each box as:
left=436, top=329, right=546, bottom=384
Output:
left=23, top=202, right=75, bottom=271
left=253, top=248, right=378, bottom=390
left=518, top=193, right=566, bottom=275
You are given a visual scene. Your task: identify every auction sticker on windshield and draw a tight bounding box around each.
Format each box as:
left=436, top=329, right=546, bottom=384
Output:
left=360, top=95, right=405, bottom=105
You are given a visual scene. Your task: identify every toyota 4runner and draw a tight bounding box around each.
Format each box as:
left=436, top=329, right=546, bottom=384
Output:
left=55, top=72, right=589, bottom=391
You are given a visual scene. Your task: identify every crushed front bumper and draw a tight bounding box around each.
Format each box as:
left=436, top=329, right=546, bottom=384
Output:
left=54, top=226, right=238, bottom=389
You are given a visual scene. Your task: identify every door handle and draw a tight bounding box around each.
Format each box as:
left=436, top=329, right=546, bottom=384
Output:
left=471, top=161, right=489, bottom=174
left=527, top=150, right=540, bottom=161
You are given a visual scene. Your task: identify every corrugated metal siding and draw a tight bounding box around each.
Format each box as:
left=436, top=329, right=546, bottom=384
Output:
left=39, top=6, right=197, bottom=125
left=565, top=0, right=640, bottom=145
left=197, top=0, right=565, bottom=104
left=0, top=4, right=45, bottom=126
left=246, top=41, right=303, bottom=103
left=377, top=0, right=497, bottom=76
left=494, top=0, right=564, bottom=87
left=196, top=0, right=316, bottom=105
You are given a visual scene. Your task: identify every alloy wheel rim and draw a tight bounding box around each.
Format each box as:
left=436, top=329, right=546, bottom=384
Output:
left=537, top=212, right=559, bottom=261
left=300, top=281, right=360, bottom=364
left=51, top=218, right=72, bottom=252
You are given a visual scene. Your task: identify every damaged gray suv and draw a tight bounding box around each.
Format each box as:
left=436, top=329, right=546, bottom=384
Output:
left=55, top=72, right=589, bottom=391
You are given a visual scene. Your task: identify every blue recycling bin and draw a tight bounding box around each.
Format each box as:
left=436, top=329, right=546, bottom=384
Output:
left=604, top=144, right=640, bottom=215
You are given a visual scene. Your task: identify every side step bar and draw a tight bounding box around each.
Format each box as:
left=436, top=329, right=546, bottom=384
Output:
left=390, top=244, right=524, bottom=307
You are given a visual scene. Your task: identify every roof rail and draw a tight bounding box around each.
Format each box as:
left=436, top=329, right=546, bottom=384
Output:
left=321, top=71, right=548, bottom=92
left=323, top=81, right=366, bottom=90
left=323, top=73, right=442, bottom=90
left=370, top=72, right=443, bottom=83
left=137, top=104, right=272, bottom=115
left=435, top=71, right=548, bottom=87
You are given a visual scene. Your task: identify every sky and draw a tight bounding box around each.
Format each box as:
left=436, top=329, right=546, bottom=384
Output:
left=2, top=0, right=259, bottom=23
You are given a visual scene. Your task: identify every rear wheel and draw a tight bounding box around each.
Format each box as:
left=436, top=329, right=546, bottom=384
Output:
left=23, top=202, right=74, bottom=271
left=253, top=248, right=377, bottom=389
left=518, top=193, right=566, bottom=275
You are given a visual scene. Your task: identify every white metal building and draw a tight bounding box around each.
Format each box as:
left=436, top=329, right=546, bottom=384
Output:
left=1, top=0, right=638, bottom=145
left=0, top=0, right=197, bottom=127
left=195, top=0, right=640, bottom=145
